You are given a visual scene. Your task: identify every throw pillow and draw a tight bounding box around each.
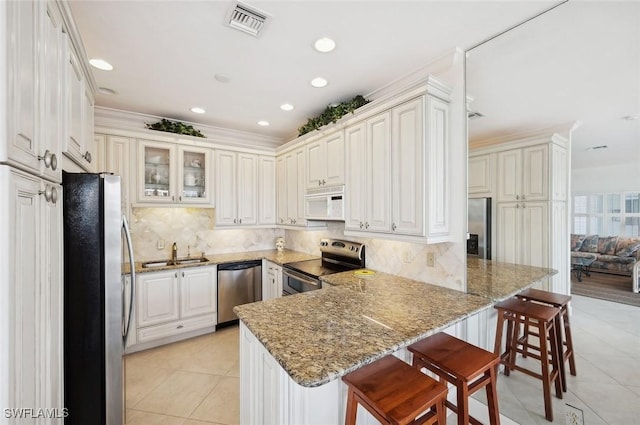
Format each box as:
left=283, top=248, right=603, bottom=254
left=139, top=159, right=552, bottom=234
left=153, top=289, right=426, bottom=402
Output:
left=570, top=234, right=586, bottom=251
left=597, top=236, right=618, bottom=255
left=615, top=239, right=640, bottom=257
left=579, top=235, right=599, bottom=253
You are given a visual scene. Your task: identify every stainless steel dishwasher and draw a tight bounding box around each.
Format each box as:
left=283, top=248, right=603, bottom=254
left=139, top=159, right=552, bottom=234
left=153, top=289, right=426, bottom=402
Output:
left=217, top=260, right=262, bottom=325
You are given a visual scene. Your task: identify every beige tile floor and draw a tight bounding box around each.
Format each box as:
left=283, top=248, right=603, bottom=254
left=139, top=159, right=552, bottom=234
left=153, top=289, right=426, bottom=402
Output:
left=125, top=295, right=640, bottom=425
left=125, top=325, right=240, bottom=424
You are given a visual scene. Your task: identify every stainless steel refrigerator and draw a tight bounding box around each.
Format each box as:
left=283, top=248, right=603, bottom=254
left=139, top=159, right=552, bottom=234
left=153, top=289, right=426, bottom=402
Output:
left=62, top=172, right=135, bottom=425
left=467, top=197, right=492, bottom=260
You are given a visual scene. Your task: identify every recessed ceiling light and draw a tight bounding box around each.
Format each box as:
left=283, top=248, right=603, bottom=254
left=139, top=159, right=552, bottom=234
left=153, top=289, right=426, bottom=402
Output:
left=257, top=121, right=270, bottom=126
left=214, top=73, right=231, bottom=83
left=89, top=58, right=113, bottom=71
left=310, top=77, right=328, bottom=88
left=98, top=87, right=117, bottom=95
left=280, top=103, right=294, bottom=111
left=190, top=107, right=206, bottom=114
left=623, top=114, right=640, bottom=121
left=313, top=37, right=336, bottom=53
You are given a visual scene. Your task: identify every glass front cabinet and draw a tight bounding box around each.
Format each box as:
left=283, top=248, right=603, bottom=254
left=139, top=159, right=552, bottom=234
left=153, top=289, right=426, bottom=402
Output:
left=138, top=140, right=211, bottom=205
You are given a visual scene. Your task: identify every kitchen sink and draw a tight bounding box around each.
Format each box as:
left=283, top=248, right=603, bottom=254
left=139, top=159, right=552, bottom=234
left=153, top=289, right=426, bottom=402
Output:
left=141, top=257, right=209, bottom=268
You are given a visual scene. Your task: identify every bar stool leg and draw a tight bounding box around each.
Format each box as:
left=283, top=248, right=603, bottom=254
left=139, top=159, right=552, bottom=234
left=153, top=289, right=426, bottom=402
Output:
left=456, top=379, right=470, bottom=425
left=538, top=320, right=554, bottom=422
left=553, top=314, right=567, bottom=392
left=345, top=389, right=357, bottom=425
left=563, top=307, right=577, bottom=376
left=486, top=366, right=500, bottom=425
left=549, top=323, right=563, bottom=400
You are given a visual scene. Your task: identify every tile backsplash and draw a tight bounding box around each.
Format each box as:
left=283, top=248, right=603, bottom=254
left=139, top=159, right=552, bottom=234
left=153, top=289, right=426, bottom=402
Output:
left=284, top=222, right=464, bottom=291
left=130, top=208, right=284, bottom=261
left=130, top=208, right=464, bottom=291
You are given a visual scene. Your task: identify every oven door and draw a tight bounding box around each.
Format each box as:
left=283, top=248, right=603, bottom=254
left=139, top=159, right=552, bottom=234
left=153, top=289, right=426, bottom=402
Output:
left=282, top=268, right=321, bottom=296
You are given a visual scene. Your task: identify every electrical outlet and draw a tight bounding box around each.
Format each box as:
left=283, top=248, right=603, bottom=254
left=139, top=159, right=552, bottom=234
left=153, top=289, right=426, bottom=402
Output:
left=565, top=404, right=584, bottom=425
left=157, top=239, right=165, bottom=250
left=403, top=251, right=411, bottom=263
left=426, top=252, right=435, bottom=267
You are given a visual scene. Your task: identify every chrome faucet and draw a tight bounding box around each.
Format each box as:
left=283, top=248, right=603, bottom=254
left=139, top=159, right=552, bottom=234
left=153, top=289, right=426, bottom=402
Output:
left=171, top=242, right=178, bottom=263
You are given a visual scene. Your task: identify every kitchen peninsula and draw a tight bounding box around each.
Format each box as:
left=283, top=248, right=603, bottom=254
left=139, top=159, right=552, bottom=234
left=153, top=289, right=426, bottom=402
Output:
left=234, top=259, right=556, bottom=425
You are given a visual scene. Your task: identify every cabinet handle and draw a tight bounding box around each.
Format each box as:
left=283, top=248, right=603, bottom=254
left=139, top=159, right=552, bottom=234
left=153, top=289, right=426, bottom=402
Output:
left=239, top=218, right=242, bottom=224
left=392, top=223, right=397, bottom=231
left=175, top=272, right=178, bottom=278
left=318, top=180, right=322, bottom=186
left=82, top=151, right=92, bottom=163
left=365, top=222, right=370, bottom=229
left=39, top=185, right=58, bottom=204
left=293, top=219, right=297, bottom=224
left=516, top=204, right=520, bottom=209
left=322, top=179, right=326, bottom=185
left=359, top=222, right=363, bottom=229
left=179, top=195, right=182, bottom=201
left=177, top=325, right=184, bottom=329
left=234, top=218, right=237, bottom=224
left=516, top=195, right=520, bottom=200
left=38, top=150, right=58, bottom=170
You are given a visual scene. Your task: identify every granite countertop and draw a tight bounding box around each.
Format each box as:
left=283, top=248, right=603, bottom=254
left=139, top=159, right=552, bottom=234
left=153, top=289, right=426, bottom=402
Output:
left=124, top=249, right=318, bottom=274
left=235, top=261, right=557, bottom=388
left=466, top=257, right=557, bottom=301
left=234, top=270, right=493, bottom=387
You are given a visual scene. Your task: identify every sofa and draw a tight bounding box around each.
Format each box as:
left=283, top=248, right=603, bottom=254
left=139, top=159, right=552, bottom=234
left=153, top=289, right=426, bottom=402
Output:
left=570, top=234, right=640, bottom=292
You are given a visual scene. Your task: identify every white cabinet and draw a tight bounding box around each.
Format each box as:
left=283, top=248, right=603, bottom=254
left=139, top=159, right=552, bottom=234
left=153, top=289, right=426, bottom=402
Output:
left=258, top=156, right=277, bottom=225
left=497, top=145, right=548, bottom=203
left=64, top=43, right=96, bottom=172
left=345, top=91, right=450, bottom=242
left=137, top=140, right=212, bottom=205
left=305, top=130, right=344, bottom=189
left=135, top=266, right=217, bottom=347
left=0, top=166, right=63, bottom=418
left=262, top=260, right=282, bottom=301
left=345, top=113, right=392, bottom=233
left=102, top=134, right=133, bottom=219
left=3, top=1, right=63, bottom=181
left=276, top=146, right=308, bottom=227
left=496, top=201, right=548, bottom=268
left=468, top=153, right=495, bottom=197
left=215, top=150, right=258, bottom=226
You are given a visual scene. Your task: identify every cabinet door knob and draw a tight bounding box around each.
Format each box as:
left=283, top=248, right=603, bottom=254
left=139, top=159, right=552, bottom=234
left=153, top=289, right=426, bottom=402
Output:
left=38, top=150, right=57, bottom=170
left=516, top=204, right=520, bottom=209
left=322, top=179, right=326, bottom=185
left=175, top=272, right=178, bottom=278
left=234, top=218, right=237, bottom=224
left=392, top=223, right=397, bottom=231
left=50, top=187, right=58, bottom=204
left=182, top=272, right=185, bottom=277
left=359, top=222, right=364, bottom=229
left=82, top=151, right=92, bottom=163
left=179, top=196, right=182, bottom=201
left=239, top=218, right=242, bottom=224
left=365, top=222, right=370, bottom=229
left=516, top=195, right=520, bottom=200
left=177, top=325, right=184, bottom=329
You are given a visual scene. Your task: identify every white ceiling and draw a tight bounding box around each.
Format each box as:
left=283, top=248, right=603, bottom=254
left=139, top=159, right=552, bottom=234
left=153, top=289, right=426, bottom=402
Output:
left=69, top=1, right=639, bottom=169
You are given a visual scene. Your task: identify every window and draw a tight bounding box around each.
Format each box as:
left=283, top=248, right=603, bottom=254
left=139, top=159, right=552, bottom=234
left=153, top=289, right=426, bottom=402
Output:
left=573, top=191, right=640, bottom=237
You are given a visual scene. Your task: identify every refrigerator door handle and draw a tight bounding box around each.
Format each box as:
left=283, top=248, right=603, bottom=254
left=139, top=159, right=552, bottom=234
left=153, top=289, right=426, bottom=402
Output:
left=122, top=215, right=136, bottom=339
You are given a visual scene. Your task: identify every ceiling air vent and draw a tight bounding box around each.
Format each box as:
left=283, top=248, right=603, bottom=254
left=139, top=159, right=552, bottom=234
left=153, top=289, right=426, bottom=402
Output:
left=467, top=111, right=484, bottom=120
left=226, top=2, right=269, bottom=37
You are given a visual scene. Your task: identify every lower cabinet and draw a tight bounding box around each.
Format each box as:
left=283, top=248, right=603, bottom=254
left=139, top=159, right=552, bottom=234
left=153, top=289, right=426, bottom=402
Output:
left=130, top=265, right=217, bottom=350
left=262, top=260, right=282, bottom=301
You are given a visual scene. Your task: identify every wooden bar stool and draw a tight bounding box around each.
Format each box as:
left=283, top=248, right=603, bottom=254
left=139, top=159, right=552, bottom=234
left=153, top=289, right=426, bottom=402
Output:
left=515, top=288, right=576, bottom=392
left=494, top=298, right=563, bottom=422
left=342, top=355, right=448, bottom=425
left=408, top=332, right=501, bottom=425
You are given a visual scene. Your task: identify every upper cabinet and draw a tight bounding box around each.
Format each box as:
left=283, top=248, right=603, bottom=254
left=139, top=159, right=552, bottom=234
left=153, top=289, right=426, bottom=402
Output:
left=305, top=130, right=344, bottom=189
left=215, top=150, right=258, bottom=226
left=4, top=1, right=68, bottom=181
left=468, top=153, right=495, bottom=197
left=497, top=144, right=548, bottom=203
left=137, top=140, right=212, bottom=205
left=343, top=79, right=452, bottom=243
left=63, top=31, right=95, bottom=172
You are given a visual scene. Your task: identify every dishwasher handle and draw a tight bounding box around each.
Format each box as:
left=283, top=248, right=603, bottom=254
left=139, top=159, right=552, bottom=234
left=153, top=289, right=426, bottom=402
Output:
left=217, top=260, right=262, bottom=271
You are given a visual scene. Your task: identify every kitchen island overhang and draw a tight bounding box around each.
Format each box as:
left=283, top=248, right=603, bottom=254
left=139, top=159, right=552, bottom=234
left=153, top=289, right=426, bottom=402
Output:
left=234, top=262, right=556, bottom=424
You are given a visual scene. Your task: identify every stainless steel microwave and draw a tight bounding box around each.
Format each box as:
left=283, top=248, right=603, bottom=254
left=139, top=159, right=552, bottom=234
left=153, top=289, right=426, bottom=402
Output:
left=304, top=185, right=344, bottom=221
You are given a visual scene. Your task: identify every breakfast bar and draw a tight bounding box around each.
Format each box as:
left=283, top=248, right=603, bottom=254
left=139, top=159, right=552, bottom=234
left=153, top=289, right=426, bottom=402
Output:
left=234, top=260, right=556, bottom=424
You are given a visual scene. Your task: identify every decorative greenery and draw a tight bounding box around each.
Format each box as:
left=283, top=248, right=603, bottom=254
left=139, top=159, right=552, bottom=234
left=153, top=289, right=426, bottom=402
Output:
left=146, top=118, right=206, bottom=138
left=298, top=95, right=370, bottom=136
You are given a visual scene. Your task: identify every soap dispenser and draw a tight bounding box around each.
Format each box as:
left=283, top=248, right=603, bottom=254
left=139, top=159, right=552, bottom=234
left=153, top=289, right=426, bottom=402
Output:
left=171, top=242, right=178, bottom=262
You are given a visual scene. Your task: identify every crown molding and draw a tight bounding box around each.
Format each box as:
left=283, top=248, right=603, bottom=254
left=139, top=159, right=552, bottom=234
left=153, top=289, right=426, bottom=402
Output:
left=469, top=121, right=579, bottom=151
left=94, top=107, right=283, bottom=150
